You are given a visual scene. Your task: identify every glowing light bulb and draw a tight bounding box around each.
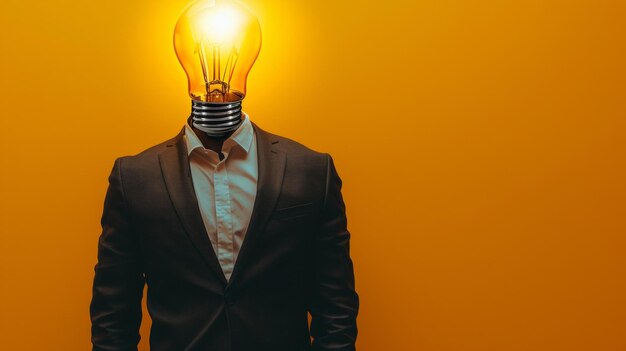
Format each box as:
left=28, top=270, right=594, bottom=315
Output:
left=196, top=7, right=241, bottom=45
left=174, top=0, right=261, bottom=136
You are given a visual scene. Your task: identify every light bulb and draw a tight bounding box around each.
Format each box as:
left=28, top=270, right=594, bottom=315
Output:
left=174, top=0, right=261, bottom=136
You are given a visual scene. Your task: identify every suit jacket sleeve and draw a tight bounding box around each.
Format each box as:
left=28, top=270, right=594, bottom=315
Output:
left=90, top=157, right=146, bottom=351
left=309, top=153, right=360, bottom=351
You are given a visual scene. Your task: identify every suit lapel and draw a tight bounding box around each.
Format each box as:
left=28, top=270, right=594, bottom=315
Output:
left=159, top=127, right=228, bottom=286
left=228, top=121, right=286, bottom=288
left=158, top=120, right=286, bottom=289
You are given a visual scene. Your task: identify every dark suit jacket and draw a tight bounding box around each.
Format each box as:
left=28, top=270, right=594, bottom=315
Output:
left=90, top=120, right=359, bottom=351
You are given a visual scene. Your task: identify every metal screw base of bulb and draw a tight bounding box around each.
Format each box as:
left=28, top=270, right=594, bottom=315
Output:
left=191, top=99, right=243, bottom=137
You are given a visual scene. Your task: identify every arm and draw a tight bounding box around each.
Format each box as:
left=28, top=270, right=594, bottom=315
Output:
left=90, top=157, right=145, bottom=351
left=309, top=153, right=360, bottom=351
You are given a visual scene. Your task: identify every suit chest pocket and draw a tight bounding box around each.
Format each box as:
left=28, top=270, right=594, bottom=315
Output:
left=272, top=202, right=315, bottom=220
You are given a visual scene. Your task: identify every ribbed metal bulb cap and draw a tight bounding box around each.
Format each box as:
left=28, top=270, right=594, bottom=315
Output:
left=190, top=99, right=243, bottom=137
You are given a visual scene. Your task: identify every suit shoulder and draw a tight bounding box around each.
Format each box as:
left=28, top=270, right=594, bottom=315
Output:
left=116, top=130, right=181, bottom=168
left=268, top=131, right=328, bottom=159
left=258, top=127, right=333, bottom=175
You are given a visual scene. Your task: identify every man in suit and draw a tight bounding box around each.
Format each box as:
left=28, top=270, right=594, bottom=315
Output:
left=90, top=111, right=359, bottom=350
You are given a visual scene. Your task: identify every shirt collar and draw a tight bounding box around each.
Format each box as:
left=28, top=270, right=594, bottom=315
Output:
left=183, top=112, right=254, bottom=156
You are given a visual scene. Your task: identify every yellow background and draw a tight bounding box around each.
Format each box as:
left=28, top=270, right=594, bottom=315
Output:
left=1, top=0, right=625, bottom=350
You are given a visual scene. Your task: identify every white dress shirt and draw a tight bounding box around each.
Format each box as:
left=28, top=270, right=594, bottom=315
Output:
left=183, top=113, right=258, bottom=282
